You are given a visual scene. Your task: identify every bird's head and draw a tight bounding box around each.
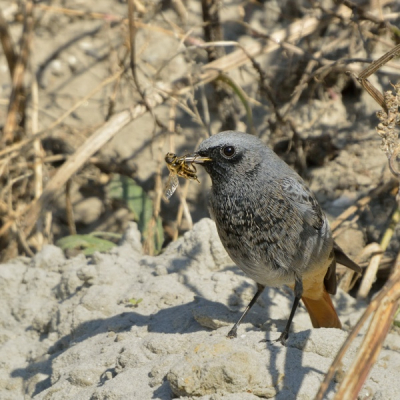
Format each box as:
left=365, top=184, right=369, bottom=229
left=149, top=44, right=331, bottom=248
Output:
left=188, top=131, right=266, bottom=187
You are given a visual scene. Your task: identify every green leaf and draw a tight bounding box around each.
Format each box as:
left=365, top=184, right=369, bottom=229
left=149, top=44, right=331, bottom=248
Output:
left=128, top=298, right=143, bottom=307
left=106, top=174, right=164, bottom=253
left=56, top=234, right=116, bottom=256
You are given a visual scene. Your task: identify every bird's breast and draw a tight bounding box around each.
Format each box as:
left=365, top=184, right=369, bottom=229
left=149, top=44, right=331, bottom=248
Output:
left=210, top=192, right=293, bottom=285
left=209, top=190, right=331, bottom=287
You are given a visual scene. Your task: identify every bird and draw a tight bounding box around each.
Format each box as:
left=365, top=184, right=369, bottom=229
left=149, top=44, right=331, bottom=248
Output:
left=189, top=130, right=361, bottom=345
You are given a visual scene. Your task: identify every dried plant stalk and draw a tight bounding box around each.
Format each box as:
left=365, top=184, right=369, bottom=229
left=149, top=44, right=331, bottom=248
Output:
left=2, top=1, right=34, bottom=144
left=0, top=8, right=17, bottom=78
left=201, top=0, right=238, bottom=131
left=65, top=180, right=76, bottom=236
left=315, top=252, right=400, bottom=400
left=339, top=243, right=382, bottom=292
left=357, top=208, right=400, bottom=298
left=173, top=181, right=193, bottom=242
left=142, top=119, right=167, bottom=255
left=30, top=70, right=45, bottom=249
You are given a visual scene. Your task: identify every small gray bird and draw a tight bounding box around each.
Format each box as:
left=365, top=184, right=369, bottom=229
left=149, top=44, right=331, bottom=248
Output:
left=188, top=131, right=361, bottom=345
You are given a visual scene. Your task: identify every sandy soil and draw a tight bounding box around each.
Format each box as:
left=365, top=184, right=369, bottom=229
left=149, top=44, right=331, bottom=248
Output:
left=1, top=220, right=400, bottom=399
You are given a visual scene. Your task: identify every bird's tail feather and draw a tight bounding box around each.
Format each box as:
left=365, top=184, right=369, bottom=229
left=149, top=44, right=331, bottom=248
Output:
left=333, top=241, right=361, bottom=274
left=301, top=289, right=342, bottom=329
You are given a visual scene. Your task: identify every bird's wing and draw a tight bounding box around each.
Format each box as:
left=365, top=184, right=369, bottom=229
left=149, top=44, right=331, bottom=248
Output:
left=279, top=176, right=324, bottom=230
left=250, top=176, right=323, bottom=272
left=281, top=177, right=362, bottom=274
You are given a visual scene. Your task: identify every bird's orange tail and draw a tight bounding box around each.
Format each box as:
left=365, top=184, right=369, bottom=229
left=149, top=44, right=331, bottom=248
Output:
left=301, top=289, right=342, bottom=329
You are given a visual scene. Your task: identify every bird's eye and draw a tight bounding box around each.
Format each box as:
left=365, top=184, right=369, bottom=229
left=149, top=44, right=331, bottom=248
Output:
left=221, top=146, right=235, bottom=158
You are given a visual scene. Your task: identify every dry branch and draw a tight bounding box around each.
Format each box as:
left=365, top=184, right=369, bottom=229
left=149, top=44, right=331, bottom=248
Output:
left=357, top=208, right=400, bottom=299
left=29, top=69, right=45, bottom=249
left=201, top=0, right=238, bottom=131
left=331, top=178, right=398, bottom=234
left=2, top=1, right=34, bottom=144
left=315, top=252, right=400, bottom=400
left=65, top=180, right=76, bottom=235
left=351, top=43, right=400, bottom=112
left=0, top=8, right=17, bottom=78
left=127, top=0, right=166, bottom=132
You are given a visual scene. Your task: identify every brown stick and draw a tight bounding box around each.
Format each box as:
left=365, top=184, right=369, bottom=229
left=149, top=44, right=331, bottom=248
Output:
left=0, top=8, right=17, bottom=78
left=171, top=110, right=194, bottom=240
left=30, top=76, right=42, bottom=201
left=201, top=0, right=237, bottom=131
left=65, top=180, right=76, bottom=235
left=30, top=68, right=45, bottom=250
left=357, top=208, right=400, bottom=298
left=2, top=1, right=34, bottom=145
left=315, top=252, right=400, bottom=400
left=351, top=43, right=400, bottom=112
left=335, top=294, right=399, bottom=398
left=127, top=0, right=166, bottom=131
left=17, top=226, right=34, bottom=257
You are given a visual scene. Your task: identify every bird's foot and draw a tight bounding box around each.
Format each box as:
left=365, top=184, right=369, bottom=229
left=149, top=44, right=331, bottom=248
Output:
left=260, top=331, right=288, bottom=346
left=226, top=327, right=238, bottom=339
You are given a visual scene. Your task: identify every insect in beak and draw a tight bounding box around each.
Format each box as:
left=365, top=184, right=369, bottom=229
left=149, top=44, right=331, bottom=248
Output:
left=163, top=153, right=211, bottom=200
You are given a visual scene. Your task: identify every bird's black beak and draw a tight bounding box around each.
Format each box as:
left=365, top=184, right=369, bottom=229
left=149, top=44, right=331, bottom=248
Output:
left=184, top=154, right=212, bottom=164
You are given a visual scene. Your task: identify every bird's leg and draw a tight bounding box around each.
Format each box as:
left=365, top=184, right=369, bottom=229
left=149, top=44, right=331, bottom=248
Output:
left=227, top=283, right=265, bottom=338
left=270, top=277, right=303, bottom=346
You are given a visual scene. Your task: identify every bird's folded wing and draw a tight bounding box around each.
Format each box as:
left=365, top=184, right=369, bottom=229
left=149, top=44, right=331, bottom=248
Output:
left=280, top=177, right=362, bottom=274
left=279, top=176, right=324, bottom=231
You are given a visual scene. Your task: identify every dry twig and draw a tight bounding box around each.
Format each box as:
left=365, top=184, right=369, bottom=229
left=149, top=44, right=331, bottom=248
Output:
left=350, top=44, right=400, bottom=112
left=65, top=179, right=76, bottom=236
left=0, top=8, right=17, bottom=78
left=357, top=208, right=400, bottom=298
left=315, top=251, right=400, bottom=400
left=127, top=0, right=166, bottom=132
left=201, top=0, right=238, bottom=131
left=2, top=1, right=34, bottom=145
